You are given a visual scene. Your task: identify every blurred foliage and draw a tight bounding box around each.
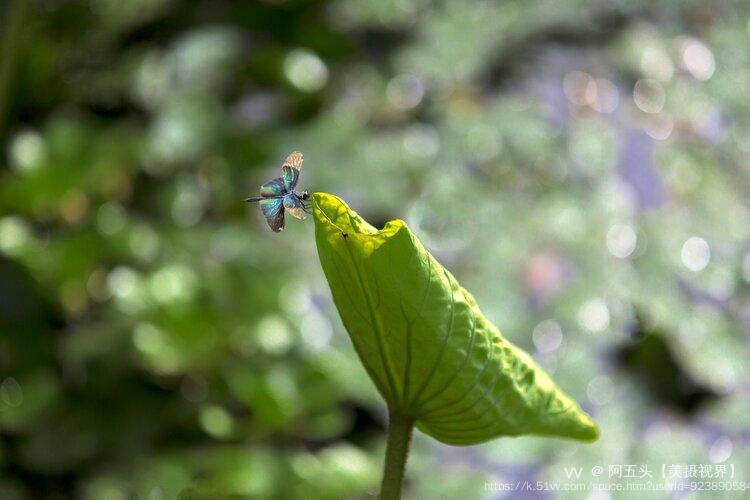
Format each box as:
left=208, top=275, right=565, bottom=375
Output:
left=1, top=0, right=749, bottom=498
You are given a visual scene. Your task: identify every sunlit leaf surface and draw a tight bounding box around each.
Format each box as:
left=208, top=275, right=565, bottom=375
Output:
left=313, top=193, right=598, bottom=444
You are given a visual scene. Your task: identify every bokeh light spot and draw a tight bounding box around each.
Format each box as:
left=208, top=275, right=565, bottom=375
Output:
left=682, top=40, right=715, bottom=81
left=9, top=130, right=45, bottom=173
left=59, top=190, right=90, bottom=224
left=284, top=49, right=329, bottom=92
left=171, top=190, right=205, bottom=228
left=532, top=320, right=563, bottom=353
left=97, top=202, right=127, bottom=235
left=606, top=223, right=637, bottom=259
left=149, top=265, right=198, bottom=304
left=0, top=377, right=24, bottom=407
left=256, top=316, right=293, bottom=355
left=578, top=299, right=610, bottom=333
left=633, top=79, right=665, bottom=114
left=386, top=74, right=424, bottom=110
left=680, top=237, right=710, bottom=272
left=708, top=436, right=733, bottom=463
left=133, top=323, right=166, bottom=355
left=645, top=115, right=674, bottom=140
left=0, top=216, right=32, bottom=256
left=199, top=405, right=234, bottom=439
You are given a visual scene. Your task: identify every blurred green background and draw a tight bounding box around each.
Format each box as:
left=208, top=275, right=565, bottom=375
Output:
left=1, top=0, right=749, bottom=498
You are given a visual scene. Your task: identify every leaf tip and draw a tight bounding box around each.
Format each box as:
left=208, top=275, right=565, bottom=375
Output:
left=573, top=413, right=601, bottom=442
left=312, top=192, right=392, bottom=237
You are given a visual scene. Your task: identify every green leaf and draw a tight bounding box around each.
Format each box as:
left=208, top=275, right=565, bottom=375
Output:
left=313, top=193, right=599, bottom=445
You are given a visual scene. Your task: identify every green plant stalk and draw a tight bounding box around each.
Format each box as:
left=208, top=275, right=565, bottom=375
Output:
left=379, top=409, right=414, bottom=500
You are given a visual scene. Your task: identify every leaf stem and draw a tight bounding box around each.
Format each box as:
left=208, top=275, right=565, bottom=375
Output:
left=379, top=409, right=414, bottom=500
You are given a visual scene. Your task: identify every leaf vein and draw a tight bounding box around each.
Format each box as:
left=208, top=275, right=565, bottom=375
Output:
left=424, top=347, right=514, bottom=421
left=407, top=266, right=455, bottom=411
left=417, top=323, right=496, bottom=417
left=415, top=287, right=477, bottom=413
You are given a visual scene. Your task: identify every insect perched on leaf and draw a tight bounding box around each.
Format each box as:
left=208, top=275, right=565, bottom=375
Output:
left=246, top=151, right=310, bottom=232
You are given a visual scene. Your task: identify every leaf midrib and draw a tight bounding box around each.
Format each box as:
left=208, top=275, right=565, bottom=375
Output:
left=342, top=237, right=403, bottom=407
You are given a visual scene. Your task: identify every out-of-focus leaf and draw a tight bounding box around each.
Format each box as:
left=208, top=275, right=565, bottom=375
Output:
left=313, top=193, right=598, bottom=445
